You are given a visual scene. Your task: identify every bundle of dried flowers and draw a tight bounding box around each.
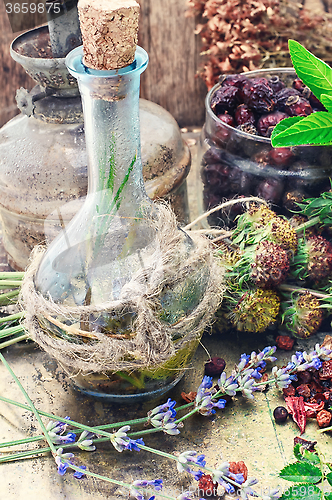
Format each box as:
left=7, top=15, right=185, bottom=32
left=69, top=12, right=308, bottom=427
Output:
left=186, top=0, right=332, bottom=89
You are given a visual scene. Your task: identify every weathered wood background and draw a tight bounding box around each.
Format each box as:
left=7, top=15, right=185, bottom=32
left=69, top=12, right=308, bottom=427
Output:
left=0, top=0, right=207, bottom=128
left=0, top=0, right=330, bottom=129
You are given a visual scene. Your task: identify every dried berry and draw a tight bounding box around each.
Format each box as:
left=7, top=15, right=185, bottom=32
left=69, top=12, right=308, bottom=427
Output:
left=276, top=335, right=294, bottom=351
left=236, top=123, right=258, bottom=135
left=229, top=461, right=248, bottom=481
left=211, top=85, right=239, bottom=113
left=202, top=147, right=223, bottom=166
left=256, top=178, right=284, bottom=205
left=205, top=356, right=226, bottom=376
left=275, top=88, right=302, bottom=112
left=297, top=371, right=312, bottom=385
left=241, top=77, right=275, bottom=113
left=234, top=104, right=255, bottom=126
left=257, top=111, right=288, bottom=137
left=286, top=96, right=313, bottom=117
left=251, top=241, right=290, bottom=288
left=217, top=112, right=235, bottom=127
left=268, top=147, right=293, bottom=167
left=221, top=74, right=248, bottom=88
left=202, top=163, right=231, bottom=193
left=296, top=384, right=311, bottom=399
left=283, top=385, right=296, bottom=397
left=273, top=406, right=288, bottom=423
left=268, top=75, right=285, bottom=93
left=316, top=409, right=332, bottom=428
left=319, top=360, right=332, bottom=381
left=198, top=474, right=218, bottom=497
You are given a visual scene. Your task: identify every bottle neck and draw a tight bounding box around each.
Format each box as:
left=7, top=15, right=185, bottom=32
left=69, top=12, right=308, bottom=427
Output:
left=66, top=47, right=148, bottom=210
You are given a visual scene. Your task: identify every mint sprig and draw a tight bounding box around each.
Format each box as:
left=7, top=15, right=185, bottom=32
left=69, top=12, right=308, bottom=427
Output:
left=271, top=39, right=332, bottom=148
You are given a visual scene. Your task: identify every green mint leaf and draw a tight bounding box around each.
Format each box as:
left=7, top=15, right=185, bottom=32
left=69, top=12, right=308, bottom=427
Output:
left=279, top=462, right=322, bottom=483
left=324, top=493, right=332, bottom=500
left=320, top=94, right=332, bottom=112
left=294, top=443, right=305, bottom=461
left=328, top=463, right=332, bottom=471
left=280, top=484, right=321, bottom=500
left=270, top=116, right=303, bottom=141
left=288, top=39, right=332, bottom=100
left=302, top=450, right=320, bottom=465
left=271, top=112, right=332, bottom=147
left=327, top=472, right=332, bottom=486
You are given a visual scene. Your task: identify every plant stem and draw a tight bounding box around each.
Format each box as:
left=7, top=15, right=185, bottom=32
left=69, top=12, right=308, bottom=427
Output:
left=0, top=334, right=30, bottom=350
left=0, top=311, right=25, bottom=324
left=294, top=216, right=320, bottom=233
left=0, top=352, right=57, bottom=457
left=0, top=272, right=24, bottom=280
left=279, top=283, right=331, bottom=300
left=0, top=325, right=26, bottom=339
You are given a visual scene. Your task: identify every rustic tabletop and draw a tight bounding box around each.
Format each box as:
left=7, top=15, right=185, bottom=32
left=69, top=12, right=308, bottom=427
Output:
left=0, top=131, right=331, bottom=499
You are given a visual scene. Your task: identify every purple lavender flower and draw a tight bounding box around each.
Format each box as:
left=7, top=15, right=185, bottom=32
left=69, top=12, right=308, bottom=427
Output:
left=237, top=353, right=250, bottom=371
left=54, top=448, right=74, bottom=476
left=77, top=430, right=96, bottom=452
left=47, top=417, right=76, bottom=445
left=110, top=425, right=144, bottom=452
left=271, top=366, right=296, bottom=389
left=132, top=479, right=163, bottom=491
left=262, top=489, right=281, bottom=500
left=315, top=342, right=332, bottom=360
left=130, top=478, right=162, bottom=500
left=149, top=408, right=183, bottom=435
left=212, top=460, right=244, bottom=493
left=240, top=477, right=258, bottom=499
left=177, top=450, right=206, bottom=479
left=237, top=373, right=257, bottom=399
left=195, top=377, right=227, bottom=416
left=148, top=398, right=177, bottom=419
left=73, top=465, right=86, bottom=479
left=217, top=372, right=238, bottom=396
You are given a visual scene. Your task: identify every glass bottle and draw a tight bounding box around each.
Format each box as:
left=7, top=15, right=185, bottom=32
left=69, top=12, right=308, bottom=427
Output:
left=34, top=46, right=209, bottom=402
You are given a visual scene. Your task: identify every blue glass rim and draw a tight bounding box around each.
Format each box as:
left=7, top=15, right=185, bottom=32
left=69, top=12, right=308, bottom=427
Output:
left=65, top=45, right=148, bottom=79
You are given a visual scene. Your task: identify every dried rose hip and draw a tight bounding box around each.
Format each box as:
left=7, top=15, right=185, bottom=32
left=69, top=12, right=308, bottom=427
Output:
left=275, top=88, right=302, bottom=112
left=268, top=147, right=293, bottom=167
left=234, top=104, right=255, bottom=125
left=229, top=461, right=248, bottom=481
left=276, top=335, right=294, bottom=351
left=221, top=74, right=248, bottom=88
left=211, top=85, right=239, bottom=113
left=319, top=360, right=332, bottom=380
left=236, top=123, right=258, bottom=135
left=283, top=385, right=296, bottom=397
left=241, top=78, right=275, bottom=113
left=297, top=371, right=312, bottom=385
left=268, top=75, right=285, bottom=93
left=273, top=406, right=288, bottom=423
left=256, top=178, right=284, bottom=204
left=257, top=111, right=288, bottom=137
left=296, top=384, right=311, bottom=399
left=205, top=356, right=226, bottom=376
left=217, top=112, right=235, bottom=127
left=198, top=474, right=218, bottom=496
left=286, top=96, right=313, bottom=117
left=202, top=163, right=231, bottom=193
left=316, top=409, right=332, bottom=428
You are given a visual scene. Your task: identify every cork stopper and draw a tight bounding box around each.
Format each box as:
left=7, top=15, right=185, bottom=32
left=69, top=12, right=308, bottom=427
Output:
left=78, top=0, right=140, bottom=70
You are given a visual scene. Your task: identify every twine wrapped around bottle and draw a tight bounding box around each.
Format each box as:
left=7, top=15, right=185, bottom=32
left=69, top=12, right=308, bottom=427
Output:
left=20, top=204, right=224, bottom=376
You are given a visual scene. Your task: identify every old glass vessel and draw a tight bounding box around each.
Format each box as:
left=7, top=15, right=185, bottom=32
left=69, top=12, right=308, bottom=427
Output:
left=34, top=46, right=210, bottom=402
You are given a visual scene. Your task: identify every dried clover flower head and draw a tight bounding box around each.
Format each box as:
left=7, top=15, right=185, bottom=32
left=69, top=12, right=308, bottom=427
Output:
left=305, top=235, right=332, bottom=282
left=229, top=289, right=280, bottom=333
left=285, top=292, right=324, bottom=339
left=266, top=217, right=298, bottom=254
left=251, top=240, right=290, bottom=288
left=247, top=205, right=276, bottom=226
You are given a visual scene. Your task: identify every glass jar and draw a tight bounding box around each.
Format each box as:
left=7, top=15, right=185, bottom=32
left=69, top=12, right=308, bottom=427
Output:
left=31, top=46, right=211, bottom=403
left=197, top=68, right=332, bottom=228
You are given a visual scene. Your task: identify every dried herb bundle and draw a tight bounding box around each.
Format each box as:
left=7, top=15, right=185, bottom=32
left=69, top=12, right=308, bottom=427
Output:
left=186, top=0, right=332, bottom=89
